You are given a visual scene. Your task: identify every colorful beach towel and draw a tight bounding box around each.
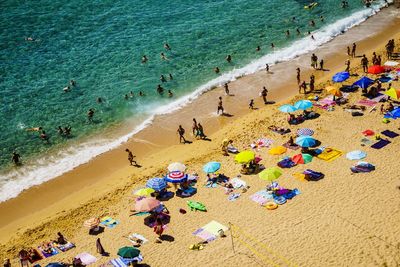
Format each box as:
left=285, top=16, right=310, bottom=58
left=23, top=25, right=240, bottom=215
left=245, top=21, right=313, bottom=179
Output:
left=202, top=221, right=228, bottom=236
left=282, top=142, right=300, bottom=150
left=250, top=190, right=273, bottom=205
left=231, top=177, right=246, bottom=189
left=56, top=242, right=75, bottom=252
left=316, top=148, right=343, bottom=162
left=370, top=94, right=388, bottom=102
left=192, top=228, right=216, bottom=242
left=381, top=130, right=399, bottom=138
left=100, top=216, right=120, bottom=228
left=371, top=139, right=391, bottom=149
left=356, top=99, right=377, bottom=107
left=38, top=245, right=59, bottom=258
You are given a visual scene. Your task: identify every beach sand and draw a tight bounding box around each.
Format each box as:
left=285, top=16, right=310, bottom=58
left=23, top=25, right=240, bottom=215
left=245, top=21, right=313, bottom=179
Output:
left=1, top=6, right=400, bottom=267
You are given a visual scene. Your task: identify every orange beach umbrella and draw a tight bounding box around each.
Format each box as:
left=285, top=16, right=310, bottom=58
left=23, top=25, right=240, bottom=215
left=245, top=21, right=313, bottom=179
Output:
left=326, top=86, right=342, bottom=97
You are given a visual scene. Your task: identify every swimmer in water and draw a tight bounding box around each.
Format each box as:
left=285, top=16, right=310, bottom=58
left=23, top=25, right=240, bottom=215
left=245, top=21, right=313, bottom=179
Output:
left=87, top=108, right=95, bottom=122
left=70, top=80, right=76, bottom=86
left=40, top=130, right=49, bottom=142
left=169, top=73, right=173, bottom=80
left=63, top=86, right=70, bottom=92
left=271, top=43, right=275, bottom=49
left=292, top=16, right=296, bottom=22
left=214, top=67, right=220, bottom=74
left=160, top=52, right=167, bottom=60
left=130, top=91, right=134, bottom=97
left=157, top=84, right=164, bottom=94
left=124, top=94, right=129, bottom=100
left=285, top=30, right=290, bottom=36
left=320, top=15, right=324, bottom=22
left=97, top=97, right=103, bottom=103
left=226, top=54, right=232, bottom=63
left=141, top=55, right=148, bottom=63
left=296, top=28, right=301, bottom=35
left=139, top=91, right=145, bottom=96
left=164, top=43, right=171, bottom=50
left=11, top=151, right=21, bottom=165
left=160, top=75, right=167, bottom=82
left=256, top=46, right=261, bottom=51
left=310, top=20, right=315, bottom=27
left=168, top=90, right=173, bottom=97
left=57, top=126, right=64, bottom=135
left=25, top=37, right=34, bottom=41
left=26, top=127, right=42, bottom=132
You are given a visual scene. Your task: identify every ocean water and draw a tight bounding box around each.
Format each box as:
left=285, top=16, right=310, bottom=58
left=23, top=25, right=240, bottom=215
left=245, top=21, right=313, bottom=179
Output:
left=0, top=0, right=388, bottom=201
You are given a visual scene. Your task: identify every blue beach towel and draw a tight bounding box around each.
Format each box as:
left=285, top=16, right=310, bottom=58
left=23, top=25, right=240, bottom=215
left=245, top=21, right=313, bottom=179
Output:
left=371, top=139, right=391, bottom=149
left=381, top=130, right=399, bottom=138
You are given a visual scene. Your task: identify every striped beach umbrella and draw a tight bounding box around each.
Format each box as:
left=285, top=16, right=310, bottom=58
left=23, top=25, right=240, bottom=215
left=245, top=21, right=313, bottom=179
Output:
left=164, top=171, right=188, bottom=183
left=294, top=100, right=313, bottom=110
left=297, top=128, right=314, bottom=136
left=167, top=162, right=186, bottom=172
left=146, top=178, right=167, bottom=191
left=295, top=136, right=316, bottom=147
left=83, top=217, right=100, bottom=229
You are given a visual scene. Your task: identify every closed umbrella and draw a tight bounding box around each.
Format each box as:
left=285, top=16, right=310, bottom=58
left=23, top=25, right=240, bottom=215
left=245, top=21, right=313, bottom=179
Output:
left=259, top=167, right=282, bottom=182
left=234, top=150, right=255, bottom=164
left=297, top=128, right=314, bottom=136
left=346, top=150, right=366, bottom=160
left=164, top=171, right=188, bottom=183
left=146, top=178, right=167, bottom=191
left=83, top=218, right=100, bottom=229
left=368, top=65, right=385, bottom=74
left=203, top=162, right=221, bottom=173
left=279, top=104, right=297, bottom=113
left=352, top=76, right=374, bottom=90
left=292, top=153, right=313, bottom=164
left=326, top=86, right=342, bottom=97
left=135, top=198, right=160, bottom=212
left=117, top=246, right=140, bottom=259
left=294, top=100, right=313, bottom=110
left=295, top=136, right=316, bottom=147
left=167, top=162, right=186, bottom=172
left=134, top=188, right=155, bottom=197
left=268, top=146, right=287, bottom=155
left=332, top=72, right=350, bottom=83
left=384, top=88, right=400, bottom=100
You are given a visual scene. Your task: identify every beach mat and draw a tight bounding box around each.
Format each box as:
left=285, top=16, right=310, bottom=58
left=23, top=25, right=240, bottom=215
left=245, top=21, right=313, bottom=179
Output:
left=250, top=190, right=273, bottom=205
left=56, top=242, right=75, bottom=252
left=127, top=233, right=148, bottom=245
left=381, top=130, right=399, bottom=138
left=192, top=228, right=216, bottom=242
left=316, top=148, right=343, bottom=162
left=282, top=142, right=300, bottom=150
left=361, top=138, right=373, bottom=146
left=100, top=216, right=120, bottom=228
left=38, top=246, right=59, bottom=258
left=202, top=220, right=228, bottom=236
left=356, top=99, right=377, bottom=107
left=371, top=139, right=391, bottom=149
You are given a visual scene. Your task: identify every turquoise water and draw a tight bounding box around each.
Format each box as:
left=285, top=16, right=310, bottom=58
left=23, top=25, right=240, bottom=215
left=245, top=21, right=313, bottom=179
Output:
left=0, top=0, right=381, bottom=200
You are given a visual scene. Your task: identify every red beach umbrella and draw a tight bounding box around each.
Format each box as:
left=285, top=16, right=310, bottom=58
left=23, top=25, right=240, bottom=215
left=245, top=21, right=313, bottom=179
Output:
left=367, top=65, right=385, bottom=74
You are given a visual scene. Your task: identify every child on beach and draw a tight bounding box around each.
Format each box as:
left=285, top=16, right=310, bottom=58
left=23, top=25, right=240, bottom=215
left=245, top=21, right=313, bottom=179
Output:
left=154, top=218, right=164, bottom=243
left=249, top=99, right=254, bottom=109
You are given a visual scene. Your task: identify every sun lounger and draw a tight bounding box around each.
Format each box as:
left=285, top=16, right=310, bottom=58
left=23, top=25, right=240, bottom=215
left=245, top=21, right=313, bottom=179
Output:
left=316, top=148, right=343, bottom=162
left=371, top=139, right=391, bottom=149
left=381, top=130, right=399, bottom=138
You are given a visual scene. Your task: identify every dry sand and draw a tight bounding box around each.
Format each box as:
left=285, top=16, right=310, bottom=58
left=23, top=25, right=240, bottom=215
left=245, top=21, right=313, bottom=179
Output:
left=1, top=6, right=400, bottom=267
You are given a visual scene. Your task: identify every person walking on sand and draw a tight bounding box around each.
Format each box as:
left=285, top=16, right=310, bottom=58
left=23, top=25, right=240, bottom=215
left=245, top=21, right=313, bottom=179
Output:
left=249, top=99, right=255, bottom=109
left=192, top=118, right=198, bottom=135
left=299, top=81, right=307, bottom=94
left=96, top=238, right=107, bottom=256
left=11, top=151, right=21, bottom=165
left=319, top=59, right=324, bottom=70
left=261, top=86, right=268, bottom=104
left=361, top=54, right=369, bottom=73
left=309, top=76, right=315, bottom=92
left=197, top=123, right=206, bottom=139
left=345, top=59, right=351, bottom=72
left=347, top=46, right=351, bottom=56
left=311, top=54, right=318, bottom=69
left=296, top=67, right=301, bottom=84
left=177, top=125, right=187, bottom=143
left=265, top=64, right=270, bottom=73
left=217, top=97, right=224, bottom=115
left=125, top=148, right=137, bottom=166
left=224, top=83, right=229, bottom=95
left=351, top=43, right=356, bottom=58
left=4, top=258, right=11, bottom=267
left=154, top=217, right=164, bottom=243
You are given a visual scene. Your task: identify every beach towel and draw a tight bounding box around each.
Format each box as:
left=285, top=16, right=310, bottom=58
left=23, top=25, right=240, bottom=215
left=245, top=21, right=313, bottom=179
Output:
left=381, top=130, right=399, bottom=138
left=127, top=233, right=148, bottom=245
left=277, top=158, right=296, bottom=168
left=271, top=128, right=291, bottom=135
left=75, top=252, right=97, bottom=265
left=293, top=173, right=306, bottom=181
left=202, top=221, right=228, bottom=236
left=100, top=217, right=120, bottom=228
left=250, top=190, right=273, bottom=205
left=356, top=99, right=377, bottom=107
left=228, top=193, right=240, bottom=201
left=255, top=138, right=273, bottom=148
left=192, top=228, right=216, bottom=242
left=231, top=177, right=246, bottom=189
left=38, top=246, right=59, bottom=258
left=350, top=162, right=375, bottom=173
left=316, top=148, right=343, bottom=162
left=325, top=93, right=350, bottom=101
left=360, top=138, right=373, bottom=146
left=303, top=169, right=324, bottom=181
left=370, top=94, right=388, bottom=102
left=371, top=139, right=391, bottom=149
left=282, top=142, right=300, bottom=150
left=132, top=211, right=150, bottom=216
left=109, top=258, right=128, bottom=267
left=56, top=242, right=75, bottom=252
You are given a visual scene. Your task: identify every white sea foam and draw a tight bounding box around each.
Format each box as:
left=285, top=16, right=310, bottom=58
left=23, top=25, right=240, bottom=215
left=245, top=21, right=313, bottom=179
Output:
left=0, top=1, right=389, bottom=202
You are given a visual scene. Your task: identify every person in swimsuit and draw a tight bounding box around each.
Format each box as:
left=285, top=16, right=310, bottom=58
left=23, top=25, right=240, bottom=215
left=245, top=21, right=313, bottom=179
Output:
left=12, top=151, right=21, bottom=165
left=217, top=97, right=224, bottom=115
left=177, top=125, right=187, bottom=143
left=125, top=148, right=137, bottom=166
left=224, top=83, right=229, bottom=95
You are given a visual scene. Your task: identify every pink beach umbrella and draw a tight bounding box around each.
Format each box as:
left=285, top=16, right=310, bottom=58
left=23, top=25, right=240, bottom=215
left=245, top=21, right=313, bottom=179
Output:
left=135, top=198, right=161, bottom=212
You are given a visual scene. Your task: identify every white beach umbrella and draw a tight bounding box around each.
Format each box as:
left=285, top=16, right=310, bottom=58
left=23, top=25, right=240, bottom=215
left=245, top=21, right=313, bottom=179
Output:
left=83, top=217, right=100, bottom=229
left=167, top=162, right=186, bottom=172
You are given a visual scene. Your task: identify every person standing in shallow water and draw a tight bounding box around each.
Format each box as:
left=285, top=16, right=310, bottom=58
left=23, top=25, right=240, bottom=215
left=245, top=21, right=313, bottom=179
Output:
left=226, top=54, right=232, bottom=63
left=125, top=148, right=137, bottom=166
left=87, top=108, right=95, bottom=122
left=12, top=151, right=21, bottom=165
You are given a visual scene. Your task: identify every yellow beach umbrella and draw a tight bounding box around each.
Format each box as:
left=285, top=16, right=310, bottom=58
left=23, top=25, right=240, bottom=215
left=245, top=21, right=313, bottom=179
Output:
left=326, top=86, right=342, bottom=97
left=268, top=146, right=287, bottom=155
left=234, top=150, right=255, bottom=164
left=384, top=88, right=399, bottom=100
left=259, top=167, right=282, bottom=182
left=134, top=188, right=155, bottom=197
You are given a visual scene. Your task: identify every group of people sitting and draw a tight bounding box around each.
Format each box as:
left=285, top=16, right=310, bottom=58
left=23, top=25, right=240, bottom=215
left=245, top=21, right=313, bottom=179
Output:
left=287, top=110, right=318, bottom=125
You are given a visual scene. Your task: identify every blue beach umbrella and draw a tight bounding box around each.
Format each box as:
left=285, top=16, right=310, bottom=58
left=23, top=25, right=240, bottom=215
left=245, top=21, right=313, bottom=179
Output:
left=294, top=100, right=313, bottom=110
left=146, top=178, right=167, bottom=191
left=295, top=136, right=316, bottom=147
left=384, top=107, right=400, bottom=119
left=203, top=161, right=221, bottom=173
left=353, top=76, right=374, bottom=90
left=164, top=171, right=188, bottom=183
left=332, top=72, right=350, bottom=83
left=346, top=150, right=367, bottom=160
left=279, top=104, right=297, bottom=113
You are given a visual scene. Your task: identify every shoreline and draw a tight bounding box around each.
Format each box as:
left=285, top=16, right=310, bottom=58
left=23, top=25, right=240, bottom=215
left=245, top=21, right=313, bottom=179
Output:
left=1, top=5, right=399, bottom=245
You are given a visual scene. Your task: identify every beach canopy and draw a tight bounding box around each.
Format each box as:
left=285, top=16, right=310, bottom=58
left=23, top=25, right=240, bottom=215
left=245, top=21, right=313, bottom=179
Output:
left=83, top=217, right=100, bottom=228
left=295, top=136, right=316, bottom=147
left=384, top=88, right=400, bottom=100
left=332, top=72, right=350, bottom=83
left=279, top=104, right=297, bottom=113
left=346, top=150, right=367, bottom=160
left=235, top=150, right=255, bottom=164
left=203, top=161, right=221, bottom=173
left=268, top=146, right=287, bottom=155
left=368, top=65, right=385, bottom=74
left=259, top=167, right=282, bottom=182
left=135, top=197, right=160, bottom=212
left=292, top=153, right=313, bottom=164
left=294, top=100, right=313, bottom=110
left=326, top=86, right=342, bottom=97
left=384, top=61, right=399, bottom=67
left=134, top=188, right=155, bottom=197
left=297, top=128, right=314, bottom=136
left=167, top=162, right=186, bottom=172
left=164, top=171, right=188, bottom=183
left=352, top=76, right=374, bottom=90
left=117, top=246, right=140, bottom=259
left=146, top=178, right=167, bottom=191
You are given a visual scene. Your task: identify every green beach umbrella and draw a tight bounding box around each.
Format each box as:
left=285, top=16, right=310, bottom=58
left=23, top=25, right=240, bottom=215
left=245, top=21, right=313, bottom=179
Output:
left=234, top=150, right=255, bottom=164
left=117, top=246, right=140, bottom=259
left=259, top=167, right=282, bottom=182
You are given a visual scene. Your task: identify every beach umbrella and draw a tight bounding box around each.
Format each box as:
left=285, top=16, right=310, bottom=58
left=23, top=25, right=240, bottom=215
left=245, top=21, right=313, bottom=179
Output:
left=278, top=104, right=297, bottom=113
left=384, top=88, right=400, bottom=100
left=384, top=61, right=399, bottom=67
left=297, top=128, right=314, bottom=136
left=117, top=246, right=140, bottom=259
left=234, top=150, right=255, bottom=164
left=146, top=178, right=167, bottom=191
left=295, top=136, right=316, bottom=147
left=135, top=197, right=160, bottom=212
left=268, top=146, right=287, bottom=155
left=326, top=86, right=342, bottom=97
left=332, top=72, right=350, bottom=83
left=167, top=162, right=186, bottom=172
left=164, top=171, right=188, bottom=183
left=292, top=153, right=313, bottom=164
left=83, top=217, right=100, bottom=229
left=352, top=76, right=374, bottom=90
left=346, top=150, right=367, bottom=160
left=259, top=167, right=282, bottom=182
left=368, top=65, right=385, bottom=74
left=294, top=100, right=313, bottom=110
left=203, top=161, right=221, bottom=173
left=46, top=263, right=67, bottom=267
left=134, top=188, right=155, bottom=197
left=75, top=253, right=97, bottom=265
